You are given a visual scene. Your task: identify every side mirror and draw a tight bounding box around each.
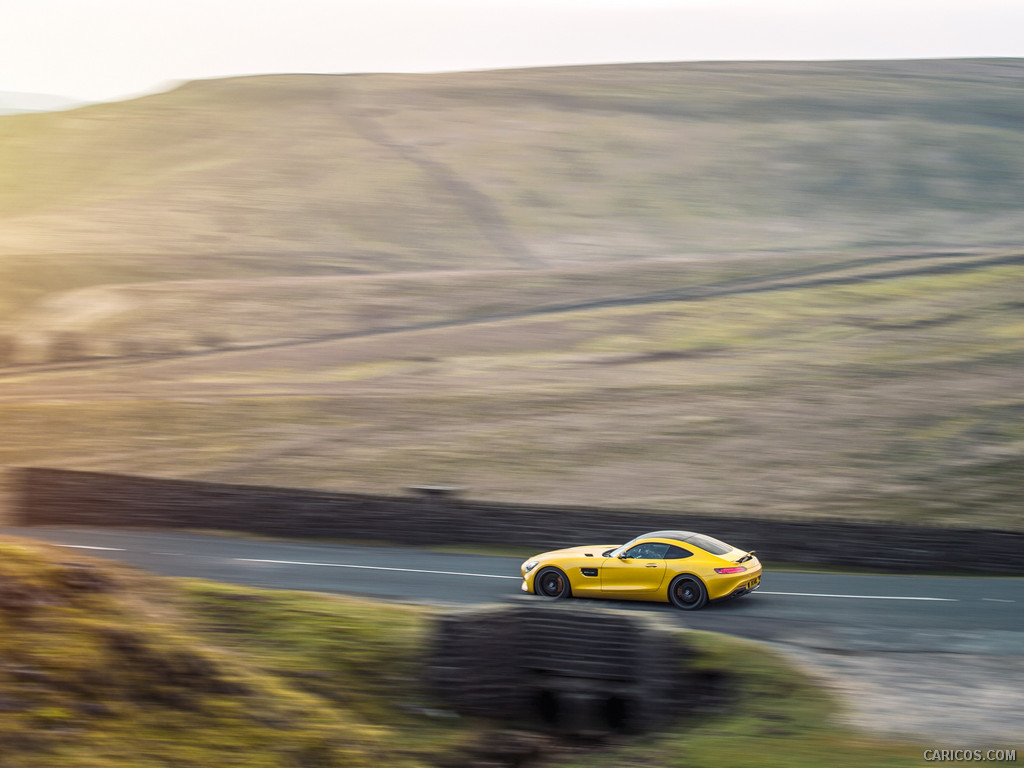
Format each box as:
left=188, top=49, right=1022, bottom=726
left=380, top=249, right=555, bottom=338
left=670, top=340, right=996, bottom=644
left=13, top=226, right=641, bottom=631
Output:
left=617, top=552, right=628, bottom=560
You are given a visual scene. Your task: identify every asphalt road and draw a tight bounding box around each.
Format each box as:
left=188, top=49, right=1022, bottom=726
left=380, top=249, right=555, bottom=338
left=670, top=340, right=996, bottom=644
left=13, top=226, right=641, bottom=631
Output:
left=3, top=526, right=1021, bottom=656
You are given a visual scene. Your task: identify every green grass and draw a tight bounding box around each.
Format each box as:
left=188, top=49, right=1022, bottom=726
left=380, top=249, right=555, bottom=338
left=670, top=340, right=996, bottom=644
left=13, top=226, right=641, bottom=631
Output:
left=0, top=537, right=469, bottom=768
left=0, top=537, right=927, bottom=767
left=560, top=631, right=924, bottom=768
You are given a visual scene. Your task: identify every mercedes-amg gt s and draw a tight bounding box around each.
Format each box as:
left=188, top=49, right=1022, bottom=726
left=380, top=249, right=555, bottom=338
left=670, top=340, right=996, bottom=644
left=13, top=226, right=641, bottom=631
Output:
left=520, top=530, right=761, bottom=610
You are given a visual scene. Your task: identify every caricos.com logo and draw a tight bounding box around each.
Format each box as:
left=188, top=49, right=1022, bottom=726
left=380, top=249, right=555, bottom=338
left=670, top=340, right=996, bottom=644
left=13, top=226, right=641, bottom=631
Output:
left=923, top=750, right=1017, bottom=762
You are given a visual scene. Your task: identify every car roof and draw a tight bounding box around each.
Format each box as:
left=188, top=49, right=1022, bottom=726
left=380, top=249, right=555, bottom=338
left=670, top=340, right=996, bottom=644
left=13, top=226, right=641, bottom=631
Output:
left=640, top=530, right=699, bottom=544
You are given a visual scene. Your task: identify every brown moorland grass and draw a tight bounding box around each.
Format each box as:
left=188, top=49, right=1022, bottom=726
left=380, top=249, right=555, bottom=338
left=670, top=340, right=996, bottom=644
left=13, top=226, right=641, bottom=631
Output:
left=2, top=60, right=1024, bottom=294
left=1, top=60, right=1022, bottom=532
left=0, top=248, right=1006, bottom=361
left=0, top=258, right=1021, bottom=530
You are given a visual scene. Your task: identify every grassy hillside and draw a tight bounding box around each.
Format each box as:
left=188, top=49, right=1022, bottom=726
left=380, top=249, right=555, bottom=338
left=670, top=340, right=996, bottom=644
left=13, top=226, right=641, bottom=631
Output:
left=0, top=537, right=447, bottom=767
left=0, top=60, right=1021, bottom=530
left=1, top=60, right=1024, bottom=310
left=0, top=537, right=924, bottom=767
left=0, top=251, right=1021, bottom=529
left=6, top=249, right=985, bottom=360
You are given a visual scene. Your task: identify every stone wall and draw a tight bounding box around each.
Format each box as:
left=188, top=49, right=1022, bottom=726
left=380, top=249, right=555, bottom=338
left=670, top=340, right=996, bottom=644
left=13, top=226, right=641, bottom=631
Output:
left=430, top=602, right=701, bottom=734
left=12, top=467, right=1024, bottom=573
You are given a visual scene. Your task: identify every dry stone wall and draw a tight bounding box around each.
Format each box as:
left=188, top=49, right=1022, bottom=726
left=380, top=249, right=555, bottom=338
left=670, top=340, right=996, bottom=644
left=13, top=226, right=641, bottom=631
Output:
left=430, top=602, right=698, bottom=734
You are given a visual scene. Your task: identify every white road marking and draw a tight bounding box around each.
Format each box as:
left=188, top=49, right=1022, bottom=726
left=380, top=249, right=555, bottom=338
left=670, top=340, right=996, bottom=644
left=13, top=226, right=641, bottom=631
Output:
left=55, top=544, right=125, bottom=551
left=759, top=590, right=957, bottom=601
left=981, top=598, right=1015, bottom=603
left=151, top=552, right=186, bottom=556
left=236, top=558, right=522, bottom=580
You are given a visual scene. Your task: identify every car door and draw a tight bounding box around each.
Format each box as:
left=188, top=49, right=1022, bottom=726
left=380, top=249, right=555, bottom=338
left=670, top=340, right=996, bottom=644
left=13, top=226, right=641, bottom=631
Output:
left=600, top=541, right=668, bottom=595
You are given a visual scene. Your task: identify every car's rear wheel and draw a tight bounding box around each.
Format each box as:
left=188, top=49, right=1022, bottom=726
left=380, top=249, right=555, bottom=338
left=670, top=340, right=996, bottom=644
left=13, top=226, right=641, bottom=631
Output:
left=668, top=575, right=708, bottom=610
left=534, top=567, right=571, bottom=599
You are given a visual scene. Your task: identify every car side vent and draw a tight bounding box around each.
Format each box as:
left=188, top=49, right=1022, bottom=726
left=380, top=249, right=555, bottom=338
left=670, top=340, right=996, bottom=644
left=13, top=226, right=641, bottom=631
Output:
left=584, top=553, right=594, bottom=557
left=581, top=568, right=598, bottom=577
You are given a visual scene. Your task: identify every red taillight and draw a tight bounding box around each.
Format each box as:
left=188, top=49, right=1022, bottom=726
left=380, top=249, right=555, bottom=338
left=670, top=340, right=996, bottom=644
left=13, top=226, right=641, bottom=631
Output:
left=714, top=566, right=747, bottom=574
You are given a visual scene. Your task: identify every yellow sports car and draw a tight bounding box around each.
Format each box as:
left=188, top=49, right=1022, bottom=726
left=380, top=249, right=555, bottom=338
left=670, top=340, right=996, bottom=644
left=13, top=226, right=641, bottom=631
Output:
left=520, top=529, right=761, bottom=610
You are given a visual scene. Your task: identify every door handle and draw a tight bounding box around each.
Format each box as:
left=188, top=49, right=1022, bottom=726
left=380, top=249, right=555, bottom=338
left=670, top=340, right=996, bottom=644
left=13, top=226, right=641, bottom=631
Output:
left=645, top=563, right=659, bottom=568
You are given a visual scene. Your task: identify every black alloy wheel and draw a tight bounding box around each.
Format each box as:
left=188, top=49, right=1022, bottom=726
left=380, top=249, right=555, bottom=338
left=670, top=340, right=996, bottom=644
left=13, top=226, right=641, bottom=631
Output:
left=668, top=575, right=708, bottom=610
left=534, top=567, right=571, bottom=599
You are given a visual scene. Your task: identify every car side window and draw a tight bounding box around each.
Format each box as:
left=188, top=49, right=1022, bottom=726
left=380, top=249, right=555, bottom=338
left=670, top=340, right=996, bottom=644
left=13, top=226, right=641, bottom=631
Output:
left=623, top=542, right=670, bottom=560
left=664, top=544, right=694, bottom=559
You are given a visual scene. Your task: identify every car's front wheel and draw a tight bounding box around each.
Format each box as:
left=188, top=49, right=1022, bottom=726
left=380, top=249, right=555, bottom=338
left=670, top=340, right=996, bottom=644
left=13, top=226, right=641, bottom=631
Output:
left=534, top=567, right=572, bottom=599
left=668, top=575, right=708, bottom=610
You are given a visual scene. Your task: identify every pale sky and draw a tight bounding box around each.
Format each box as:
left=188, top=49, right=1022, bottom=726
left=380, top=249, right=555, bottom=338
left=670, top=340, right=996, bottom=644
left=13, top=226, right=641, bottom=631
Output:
left=2, top=0, right=1023, bottom=103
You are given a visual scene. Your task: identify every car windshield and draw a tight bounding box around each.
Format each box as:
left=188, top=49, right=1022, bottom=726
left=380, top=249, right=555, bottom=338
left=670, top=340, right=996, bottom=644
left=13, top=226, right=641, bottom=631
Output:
left=608, top=537, right=644, bottom=558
